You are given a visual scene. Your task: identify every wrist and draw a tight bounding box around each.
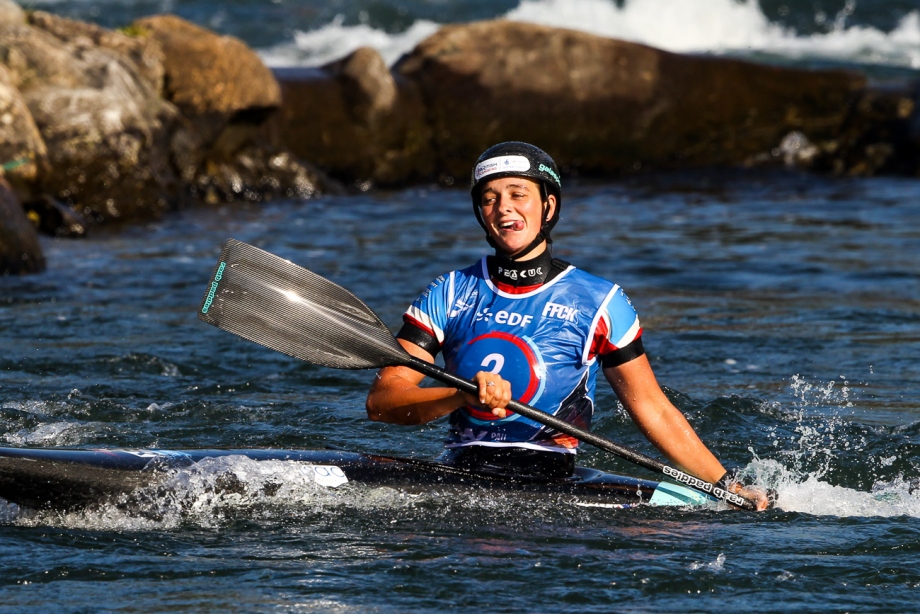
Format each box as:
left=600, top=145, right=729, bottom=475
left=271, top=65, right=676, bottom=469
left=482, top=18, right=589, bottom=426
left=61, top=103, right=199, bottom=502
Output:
left=716, top=468, right=740, bottom=491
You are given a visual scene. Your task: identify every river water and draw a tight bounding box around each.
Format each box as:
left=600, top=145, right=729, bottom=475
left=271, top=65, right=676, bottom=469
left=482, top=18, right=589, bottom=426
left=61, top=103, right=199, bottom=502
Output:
left=4, top=0, right=920, bottom=611
left=2, top=171, right=919, bottom=611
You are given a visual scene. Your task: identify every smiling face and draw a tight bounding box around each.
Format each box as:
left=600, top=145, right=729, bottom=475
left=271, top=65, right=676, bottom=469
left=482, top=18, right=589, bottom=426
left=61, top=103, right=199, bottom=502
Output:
left=478, top=177, right=557, bottom=259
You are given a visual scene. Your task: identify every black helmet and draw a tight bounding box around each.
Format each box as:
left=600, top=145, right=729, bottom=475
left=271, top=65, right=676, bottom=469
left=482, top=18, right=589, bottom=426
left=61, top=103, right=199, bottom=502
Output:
left=469, top=142, right=562, bottom=252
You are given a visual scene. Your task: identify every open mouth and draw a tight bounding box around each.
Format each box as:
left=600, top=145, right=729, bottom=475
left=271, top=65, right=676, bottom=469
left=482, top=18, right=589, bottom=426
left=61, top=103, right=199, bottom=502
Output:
left=499, top=220, right=524, bottom=232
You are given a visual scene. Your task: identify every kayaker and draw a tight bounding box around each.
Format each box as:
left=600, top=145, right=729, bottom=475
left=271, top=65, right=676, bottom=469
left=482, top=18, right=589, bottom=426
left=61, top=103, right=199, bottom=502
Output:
left=366, top=141, right=771, bottom=511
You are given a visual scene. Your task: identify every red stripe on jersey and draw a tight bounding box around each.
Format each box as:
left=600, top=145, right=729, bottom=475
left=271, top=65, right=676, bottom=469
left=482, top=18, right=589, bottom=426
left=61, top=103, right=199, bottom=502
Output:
left=492, top=279, right=544, bottom=294
left=588, top=316, right=642, bottom=361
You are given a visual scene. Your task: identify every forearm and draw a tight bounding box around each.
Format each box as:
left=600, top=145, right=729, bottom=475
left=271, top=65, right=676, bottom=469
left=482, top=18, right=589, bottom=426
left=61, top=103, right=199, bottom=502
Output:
left=604, top=358, right=726, bottom=484
left=366, top=371, right=463, bottom=425
left=633, top=401, right=726, bottom=484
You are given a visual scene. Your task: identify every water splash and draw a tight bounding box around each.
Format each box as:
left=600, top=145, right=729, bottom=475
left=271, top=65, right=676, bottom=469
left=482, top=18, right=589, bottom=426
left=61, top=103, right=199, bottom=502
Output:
left=743, top=373, right=920, bottom=517
left=258, top=0, right=920, bottom=69
left=749, top=458, right=920, bottom=517
left=509, top=0, right=920, bottom=66
left=689, top=552, right=726, bottom=572
left=259, top=14, right=439, bottom=67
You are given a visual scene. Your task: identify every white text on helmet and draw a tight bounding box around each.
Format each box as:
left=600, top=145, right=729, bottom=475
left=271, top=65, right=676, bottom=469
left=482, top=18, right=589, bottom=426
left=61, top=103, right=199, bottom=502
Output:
left=474, top=155, right=531, bottom=182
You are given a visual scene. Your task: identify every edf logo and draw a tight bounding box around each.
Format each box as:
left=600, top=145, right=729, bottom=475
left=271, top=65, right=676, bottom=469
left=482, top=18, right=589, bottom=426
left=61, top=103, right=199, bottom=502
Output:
left=475, top=307, right=533, bottom=327
left=543, top=302, right=577, bottom=322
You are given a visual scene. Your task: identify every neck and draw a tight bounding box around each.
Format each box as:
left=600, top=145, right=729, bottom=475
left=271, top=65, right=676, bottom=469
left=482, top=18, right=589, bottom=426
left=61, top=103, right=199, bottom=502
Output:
left=487, top=249, right=553, bottom=287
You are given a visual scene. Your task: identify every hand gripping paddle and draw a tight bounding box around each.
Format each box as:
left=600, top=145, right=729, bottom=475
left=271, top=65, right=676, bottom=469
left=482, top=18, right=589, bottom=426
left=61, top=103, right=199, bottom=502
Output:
left=198, top=239, right=758, bottom=511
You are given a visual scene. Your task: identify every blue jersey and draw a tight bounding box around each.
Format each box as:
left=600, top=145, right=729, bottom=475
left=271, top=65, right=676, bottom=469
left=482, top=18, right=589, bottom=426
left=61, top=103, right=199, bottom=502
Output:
left=404, top=258, right=642, bottom=454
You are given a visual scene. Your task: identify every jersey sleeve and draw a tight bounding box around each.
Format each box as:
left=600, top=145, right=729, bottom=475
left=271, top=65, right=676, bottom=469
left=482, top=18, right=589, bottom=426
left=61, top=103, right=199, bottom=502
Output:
left=587, top=285, right=644, bottom=366
left=395, top=272, right=455, bottom=356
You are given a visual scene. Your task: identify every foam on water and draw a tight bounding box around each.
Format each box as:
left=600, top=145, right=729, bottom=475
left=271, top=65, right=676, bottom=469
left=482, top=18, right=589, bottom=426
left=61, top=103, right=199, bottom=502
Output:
left=259, top=0, right=920, bottom=69
left=3, top=456, right=403, bottom=530
left=748, top=458, right=920, bottom=518
left=742, top=373, right=920, bottom=518
left=259, top=14, right=440, bottom=68
left=2, top=455, right=554, bottom=530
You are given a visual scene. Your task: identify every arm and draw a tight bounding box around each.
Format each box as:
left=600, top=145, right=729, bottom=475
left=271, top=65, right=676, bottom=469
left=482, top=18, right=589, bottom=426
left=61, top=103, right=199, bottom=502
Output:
left=604, top=355, right=772, bottom=510
left=366, top=339, right=512, bottom=425
left=603, top=355, right=727, bottom=483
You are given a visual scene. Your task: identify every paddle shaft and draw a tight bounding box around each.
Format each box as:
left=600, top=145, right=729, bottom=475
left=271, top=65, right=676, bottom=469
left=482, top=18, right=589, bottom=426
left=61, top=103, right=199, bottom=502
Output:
left=401, top=353, right=755, bottom=511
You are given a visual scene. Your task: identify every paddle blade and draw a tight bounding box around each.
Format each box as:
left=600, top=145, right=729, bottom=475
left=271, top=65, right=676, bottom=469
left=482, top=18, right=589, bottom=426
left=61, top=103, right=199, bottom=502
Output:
left=198, top=239, right=407, bottom=370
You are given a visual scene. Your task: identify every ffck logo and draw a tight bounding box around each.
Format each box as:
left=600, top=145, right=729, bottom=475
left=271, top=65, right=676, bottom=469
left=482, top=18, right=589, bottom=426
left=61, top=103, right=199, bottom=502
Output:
left=542, top=302, right=578, bottom=322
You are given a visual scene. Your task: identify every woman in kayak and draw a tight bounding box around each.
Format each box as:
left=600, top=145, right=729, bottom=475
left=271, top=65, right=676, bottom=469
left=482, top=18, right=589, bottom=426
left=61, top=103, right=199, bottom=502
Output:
left=366, top=141, right=770, bottom=510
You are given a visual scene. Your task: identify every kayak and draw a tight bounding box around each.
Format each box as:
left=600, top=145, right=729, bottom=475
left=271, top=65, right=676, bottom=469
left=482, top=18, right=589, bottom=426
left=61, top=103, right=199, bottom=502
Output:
left=0, top=446, right=714, bottom=512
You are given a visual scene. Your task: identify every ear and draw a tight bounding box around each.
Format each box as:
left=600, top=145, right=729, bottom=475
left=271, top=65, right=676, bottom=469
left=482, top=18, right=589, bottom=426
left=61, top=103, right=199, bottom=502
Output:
left=543, top=194, right=557, bottom=222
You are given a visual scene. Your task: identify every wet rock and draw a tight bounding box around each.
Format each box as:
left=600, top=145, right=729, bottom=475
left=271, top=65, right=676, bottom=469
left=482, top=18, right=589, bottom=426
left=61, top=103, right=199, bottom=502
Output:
left=2, top=13, right=179, bottom=223
left=28, top=10, right=165, bottom=94
left=395, top=20, right=866, bottom=180
left=188, top=138, right=330, bottom=204
left=746, top=84, right=920, bottom=176
left=272, top=46, right=434, bottom=187
left=132, top=14, right=329, bottom=203
left=825, top=85, right=918, bottom=176
left=0, top=175, right=44, bottom=274
left=0, top=0, right=23, bottom=26
left=0, top=62, right=47, bottom=201
left=22, top=194, right=88, bottom=238
left=131, top=14, right=280, bottom=118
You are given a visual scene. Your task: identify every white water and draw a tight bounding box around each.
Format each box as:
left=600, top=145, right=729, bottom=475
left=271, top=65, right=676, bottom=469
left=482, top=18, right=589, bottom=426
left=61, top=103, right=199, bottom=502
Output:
left=2, top=450, right=918, bottom=530
left=259, top=0, right=920, bottom=69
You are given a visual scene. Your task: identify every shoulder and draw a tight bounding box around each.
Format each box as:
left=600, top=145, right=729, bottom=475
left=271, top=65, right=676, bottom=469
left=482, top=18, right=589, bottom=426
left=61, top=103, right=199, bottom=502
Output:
left=429, top=259, right=486, bottom=286
left=557, top=264, right=618, bottom=294
left=558, top=265, right=638, bottom=318
left=411, top=259, right=486, bottom=303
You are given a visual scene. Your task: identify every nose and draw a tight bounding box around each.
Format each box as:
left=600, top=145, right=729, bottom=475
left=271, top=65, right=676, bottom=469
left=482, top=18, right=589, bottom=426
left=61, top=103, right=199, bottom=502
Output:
left=496, top=195, right=513, bottom=213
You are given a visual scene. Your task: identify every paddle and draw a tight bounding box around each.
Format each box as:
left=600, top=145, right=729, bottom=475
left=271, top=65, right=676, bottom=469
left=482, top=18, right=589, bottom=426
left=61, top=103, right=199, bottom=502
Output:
left=198, top=239, right=757, bottom=511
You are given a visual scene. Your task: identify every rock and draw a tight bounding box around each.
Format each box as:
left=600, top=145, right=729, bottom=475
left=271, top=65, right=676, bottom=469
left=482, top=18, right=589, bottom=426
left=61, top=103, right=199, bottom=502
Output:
left=271, top=47, right=434, bottom=187
left=22, top=194, right=88, bottom=238
left=824, top=85, right=918, bottom=176
left=744, top=84, right=920, bottom=176
left=1, top=15, right=179, bottom=223
left=130, top=14, right=280, bottom=118
left=0, top=0, right=23, bottom=26
left=0, top=62, right=47, bottom=201
left=0, top=175, right=45, bottom=274
left=28, top=10, right=165, bottom=94
left=131, top=14, right=330, bottom=203
left=185, top=136, right=332, bottom=204
left=395, top=20, right=866, bottom=180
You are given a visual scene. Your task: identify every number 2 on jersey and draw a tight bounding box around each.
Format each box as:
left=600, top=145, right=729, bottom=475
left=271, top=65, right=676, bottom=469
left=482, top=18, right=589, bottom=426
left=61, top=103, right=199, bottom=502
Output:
left=481, top=353, right=505, bottom=374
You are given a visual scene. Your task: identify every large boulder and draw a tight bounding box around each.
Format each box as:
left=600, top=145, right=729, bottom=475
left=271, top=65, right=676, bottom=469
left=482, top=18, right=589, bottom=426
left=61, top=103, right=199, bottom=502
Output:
left=2, top=13, right=179, bottom=222
left=395, top=20, right=867, bottom=179
left=28, top=10, right=164, bottom=94
left=131, top=14, right=327, bottom=203
left=0, top=0, right=23, bottom=26
left=272, top=47, right=434, bottom=186
left=0, top=175, right=44, bottom=274
left=131, top=14, right=280, bottom=119
left=0, top=62, right=47, bottom=201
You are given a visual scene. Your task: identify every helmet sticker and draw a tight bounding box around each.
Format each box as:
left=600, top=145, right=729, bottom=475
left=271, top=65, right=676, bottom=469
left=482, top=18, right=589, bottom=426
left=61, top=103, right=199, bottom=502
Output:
left=538, top=163, right=561, bottom=187
left=473, top=155, right=531, bottom=182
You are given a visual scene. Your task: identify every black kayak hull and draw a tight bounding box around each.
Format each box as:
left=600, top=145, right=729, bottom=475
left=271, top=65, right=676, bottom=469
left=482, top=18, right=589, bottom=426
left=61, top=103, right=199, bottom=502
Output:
left=0, top=447, right=713, bottom=511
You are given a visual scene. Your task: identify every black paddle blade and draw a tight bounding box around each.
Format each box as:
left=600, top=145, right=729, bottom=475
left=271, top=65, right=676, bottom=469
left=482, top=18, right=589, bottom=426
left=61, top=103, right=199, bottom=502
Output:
left=198, top=239, right=408, bottom=370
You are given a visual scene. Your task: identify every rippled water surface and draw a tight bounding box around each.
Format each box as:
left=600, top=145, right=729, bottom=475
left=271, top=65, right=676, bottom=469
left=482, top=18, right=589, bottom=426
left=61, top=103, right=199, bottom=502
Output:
left=1, top=170, right=919, bottom=612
